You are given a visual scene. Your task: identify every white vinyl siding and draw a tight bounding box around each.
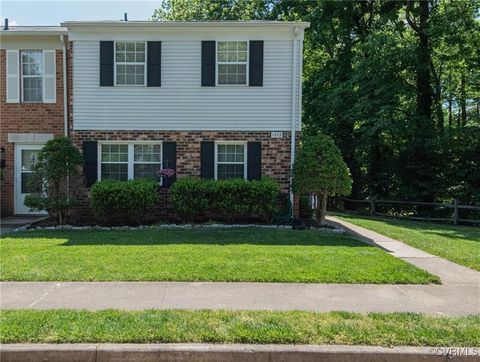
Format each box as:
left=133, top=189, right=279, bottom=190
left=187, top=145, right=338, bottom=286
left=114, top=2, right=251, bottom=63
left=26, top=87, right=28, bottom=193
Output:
left=72, top=39, right=293, bottom=131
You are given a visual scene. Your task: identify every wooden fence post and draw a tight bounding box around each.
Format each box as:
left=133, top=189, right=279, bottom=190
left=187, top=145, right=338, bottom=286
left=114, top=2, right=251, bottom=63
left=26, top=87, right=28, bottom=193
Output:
left=370, top=198, right=376, bottom=215
left=453, top=199, right=459, bottom=225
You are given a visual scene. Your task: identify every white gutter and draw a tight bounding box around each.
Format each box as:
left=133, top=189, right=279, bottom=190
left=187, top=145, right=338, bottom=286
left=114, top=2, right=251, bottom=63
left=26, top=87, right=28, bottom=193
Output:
left=61, top=35, right=68, bottom=136
left=290, top=27, right=300, bottom=209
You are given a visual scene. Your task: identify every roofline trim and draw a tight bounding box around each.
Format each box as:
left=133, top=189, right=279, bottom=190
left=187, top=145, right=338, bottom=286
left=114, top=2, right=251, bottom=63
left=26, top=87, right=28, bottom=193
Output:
left=61, top=21, right=310, bottom=29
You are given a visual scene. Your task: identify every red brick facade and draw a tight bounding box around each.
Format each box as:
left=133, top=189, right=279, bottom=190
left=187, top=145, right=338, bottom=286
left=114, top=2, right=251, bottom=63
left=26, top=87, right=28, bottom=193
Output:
left=0, top=49, right=66, bottom=216
left=69, top=130, right=299, bottom=219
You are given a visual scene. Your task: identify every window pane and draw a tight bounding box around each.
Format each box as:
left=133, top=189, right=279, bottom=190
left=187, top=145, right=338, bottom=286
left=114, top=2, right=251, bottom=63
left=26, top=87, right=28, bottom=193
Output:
left=134, top=144, right=161, bottom=162
left=117, top=74, right=126, bottom=84
left=126, top=42, right=135, bottom=51
left=238, top=42, right=247, bottom=51
left=134, top=164, right=160, bottom=180
left=218, top=74, right=227, bottom=85
left=136, top=42, right=145, bottom=52
left=101, top=144, right=128, bottom=162
left=116, top=52, right=125, bottom=62
left=217, top=164, right=244, bottom=180
left=136, top=52, right=145, bottom=62
left=228, top=42, right=237, bottom=51
left=21, top=150, right=39, bottom=171
left=218, top=42, right=227, bottom=51
left=218, top=51, right=227, bottom=62
left=126, top=52, right=135, bottom=62
left=23, top=77, right=43, bottom=102
left=116, top=42, right=125, bottom=51
left=238, top=51, right=247, bottom=61
left=217, top=144, right=244, bottom=162
left=101, top=164, right=128, bottom=181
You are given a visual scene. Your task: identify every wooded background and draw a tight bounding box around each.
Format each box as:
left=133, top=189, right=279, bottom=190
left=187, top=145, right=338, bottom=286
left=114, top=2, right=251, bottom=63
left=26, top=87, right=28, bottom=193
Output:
left=153, top=0, right=480, bottom=206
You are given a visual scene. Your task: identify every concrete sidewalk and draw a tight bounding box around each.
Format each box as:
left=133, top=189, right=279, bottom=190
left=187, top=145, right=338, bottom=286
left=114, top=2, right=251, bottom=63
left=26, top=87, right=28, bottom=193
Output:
left=1, top=280, right=479, bottom=315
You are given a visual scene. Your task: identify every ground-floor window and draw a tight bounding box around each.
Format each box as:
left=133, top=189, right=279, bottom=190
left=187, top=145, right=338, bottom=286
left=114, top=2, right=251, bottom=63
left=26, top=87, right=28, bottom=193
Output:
left=215, top=142, right=247, bottom=180
left=99, top=142, right=162, bottom=181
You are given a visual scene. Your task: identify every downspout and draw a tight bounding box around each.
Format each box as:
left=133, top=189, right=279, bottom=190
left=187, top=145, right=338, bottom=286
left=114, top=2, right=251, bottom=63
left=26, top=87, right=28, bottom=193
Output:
left=289, top=27, right=300, bottom=209
left=61, top=35, right=68, bottom=137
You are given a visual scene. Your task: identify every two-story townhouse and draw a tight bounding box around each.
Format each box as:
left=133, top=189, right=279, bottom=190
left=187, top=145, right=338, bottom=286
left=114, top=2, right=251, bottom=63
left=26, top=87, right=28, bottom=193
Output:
left=0, top=24, right=68, bottom=216
left=64, top=21, right=309, bottom=217
left=1, top=20, right=309, bottom=219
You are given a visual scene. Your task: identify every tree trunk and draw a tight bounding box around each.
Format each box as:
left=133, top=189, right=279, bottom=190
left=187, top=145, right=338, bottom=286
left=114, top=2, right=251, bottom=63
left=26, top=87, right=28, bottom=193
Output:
left=317, top=193, right=328, bottom=226
left=460, top=73, right=467, bottom=126
left=448, top=97, right=453, bottom=128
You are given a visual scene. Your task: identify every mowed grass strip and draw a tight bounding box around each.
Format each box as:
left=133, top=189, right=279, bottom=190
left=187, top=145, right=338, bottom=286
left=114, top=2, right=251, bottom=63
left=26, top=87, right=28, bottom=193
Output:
left=335, top=214, right=480, bottom=271
left=1, top=310, right=479, bottom=346
left=0, top=228, right=438, bottom=284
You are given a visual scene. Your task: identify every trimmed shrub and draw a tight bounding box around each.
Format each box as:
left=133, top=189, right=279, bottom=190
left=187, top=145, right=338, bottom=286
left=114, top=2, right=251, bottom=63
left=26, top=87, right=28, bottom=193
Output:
left=170, top=177, right=279, bottom=223
left=91, top=179, right=159, bottom=225
left=169, top=177, right=210, bottom=222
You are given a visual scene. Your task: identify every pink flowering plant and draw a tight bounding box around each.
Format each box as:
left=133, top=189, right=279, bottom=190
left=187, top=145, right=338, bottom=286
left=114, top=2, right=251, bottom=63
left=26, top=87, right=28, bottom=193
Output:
left=157, top=168, right=175, bottom=179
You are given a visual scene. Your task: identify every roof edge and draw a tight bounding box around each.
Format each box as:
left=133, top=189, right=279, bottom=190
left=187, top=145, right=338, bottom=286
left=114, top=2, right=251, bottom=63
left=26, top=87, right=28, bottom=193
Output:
left=61, top=20, right=310, bottom=29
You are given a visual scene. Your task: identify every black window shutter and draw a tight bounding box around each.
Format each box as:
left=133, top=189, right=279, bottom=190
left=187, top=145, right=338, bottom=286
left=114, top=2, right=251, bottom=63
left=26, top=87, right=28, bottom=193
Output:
left=162, top=141, right=176, bottom=187
left=249, top=41, right=264, bottom=87
left=200, top=141, right=215, bottom=179
left=83, top=141, right=98, bottom=187
left=147, top=41, right=161, bottom=87
left=247, top=142, right=262, bottom=180
left=201, top=41, right=216, bottom=87
left=99, top=41, right=114, bottom=86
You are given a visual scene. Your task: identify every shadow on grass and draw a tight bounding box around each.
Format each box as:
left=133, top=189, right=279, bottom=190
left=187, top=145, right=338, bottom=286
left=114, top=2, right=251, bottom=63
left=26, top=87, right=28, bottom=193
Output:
left=3, top=227, right=369, bottom=247
left=336, top=213, right=480, bottom=242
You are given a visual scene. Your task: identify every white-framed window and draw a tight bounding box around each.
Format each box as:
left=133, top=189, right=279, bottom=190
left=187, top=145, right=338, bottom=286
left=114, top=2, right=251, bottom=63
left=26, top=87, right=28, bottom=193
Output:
left=115, top=41, right=146, bottom=86
left=21, top=50, right=43, bottom=102
left=99, top=142, right=162, bottom=181
left=214, top=142, right=247, bottom=180
left=217, top=41, right=248, bottom=85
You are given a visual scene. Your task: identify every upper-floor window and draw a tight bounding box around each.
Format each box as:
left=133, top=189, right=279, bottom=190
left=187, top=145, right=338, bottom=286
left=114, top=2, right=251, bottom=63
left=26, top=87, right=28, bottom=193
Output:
left=115, top=42, right=146, bottom=86
left=217, top=41, right=248, bottom=85
left=21, top=50, right=43, bottom=102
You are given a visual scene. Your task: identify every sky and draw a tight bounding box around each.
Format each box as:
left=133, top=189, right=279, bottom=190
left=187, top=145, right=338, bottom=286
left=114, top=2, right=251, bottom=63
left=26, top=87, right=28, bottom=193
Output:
left=1, top=0, right=161, bottom=26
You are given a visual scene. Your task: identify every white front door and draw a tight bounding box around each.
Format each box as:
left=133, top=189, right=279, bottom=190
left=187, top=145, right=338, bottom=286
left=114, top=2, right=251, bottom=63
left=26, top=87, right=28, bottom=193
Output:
left=14, top=144, right=46, bottom=215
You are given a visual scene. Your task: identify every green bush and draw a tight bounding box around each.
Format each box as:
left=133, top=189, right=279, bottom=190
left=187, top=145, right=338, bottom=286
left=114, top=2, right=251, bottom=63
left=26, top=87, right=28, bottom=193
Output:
left=24, top=137, right=83, bottom=225
left=91, top=179, right=160, bottom=225
left=169, top=177, right=210, bottom=222
left=293, top=133, right=352, bottom=225
left=170, top=177, right=279, bottom=223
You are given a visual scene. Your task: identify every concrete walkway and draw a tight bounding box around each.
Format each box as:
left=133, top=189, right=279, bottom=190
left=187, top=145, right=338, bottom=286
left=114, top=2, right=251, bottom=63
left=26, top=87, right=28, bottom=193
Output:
left=0, top=216, right=46, bottom=236
left=1, top=280, right=478, bottom=315
left=1, top=216, right=478, bottom=316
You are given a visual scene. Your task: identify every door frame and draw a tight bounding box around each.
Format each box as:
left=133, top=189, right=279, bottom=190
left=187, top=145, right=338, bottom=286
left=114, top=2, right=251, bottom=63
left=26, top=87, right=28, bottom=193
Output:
left=14, top=143, right=47, bottom=215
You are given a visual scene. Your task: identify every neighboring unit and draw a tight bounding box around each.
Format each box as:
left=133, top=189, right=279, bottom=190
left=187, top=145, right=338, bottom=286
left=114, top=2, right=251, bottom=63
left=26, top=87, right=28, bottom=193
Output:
left=0, top=23, right=68, bottom=216
left=1, top=20, right=309, bottom=217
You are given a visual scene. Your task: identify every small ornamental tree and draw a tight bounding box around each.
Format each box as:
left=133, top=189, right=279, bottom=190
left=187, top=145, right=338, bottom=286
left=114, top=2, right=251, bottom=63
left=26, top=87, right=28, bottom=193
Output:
left=292, top=134, right=352, bottom=225
left=24, top=137, right=83, bottom=225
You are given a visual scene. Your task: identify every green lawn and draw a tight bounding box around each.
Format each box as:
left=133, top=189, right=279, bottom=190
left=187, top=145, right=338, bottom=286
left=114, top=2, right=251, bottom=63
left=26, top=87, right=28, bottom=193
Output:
left=335, top=214, right=480, bottom=271
left=0, top=228, right=438, bottom=284
left=1, top=310, right=478, bottom=346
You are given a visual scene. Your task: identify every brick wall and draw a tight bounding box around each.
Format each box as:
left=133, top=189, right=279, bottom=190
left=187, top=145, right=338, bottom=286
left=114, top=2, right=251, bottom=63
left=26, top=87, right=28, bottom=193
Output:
left=0, top=49, right=66, bottom=216
left=70, top=130, right=300, bottom=220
